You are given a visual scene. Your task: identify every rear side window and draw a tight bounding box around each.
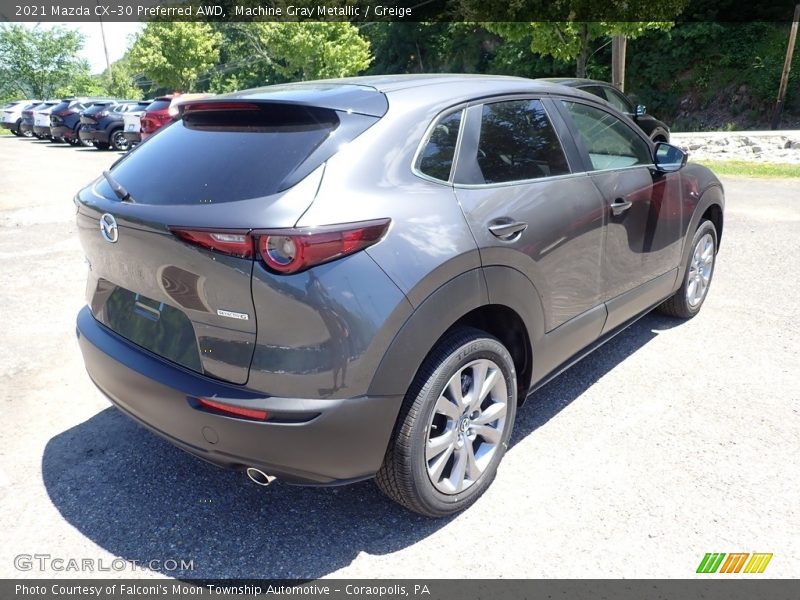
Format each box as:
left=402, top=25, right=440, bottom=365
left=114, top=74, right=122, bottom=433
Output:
left=418, top=110, right=462, bottom=182
left=100, top=103, right=375, bottom=205
left=474, top=99, right=570, bottom=184
left=562, top=101, right=651, bottom=171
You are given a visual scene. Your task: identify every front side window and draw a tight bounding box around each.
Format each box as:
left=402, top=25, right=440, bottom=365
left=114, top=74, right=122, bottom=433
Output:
left=562, top=101, right=651, bottom=171
left=418, top=110, right=462, bottom=182
left=474, top=99, right=570, bottom=184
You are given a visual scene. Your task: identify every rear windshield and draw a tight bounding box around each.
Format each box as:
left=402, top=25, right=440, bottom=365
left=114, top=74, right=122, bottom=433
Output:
left=84, top=103, right=112, bottom=114
left=99, top=103, right=375, bottom=205
left=145, top=99, right=171, bottom=112
left=51, top=101, right=70, bottom=113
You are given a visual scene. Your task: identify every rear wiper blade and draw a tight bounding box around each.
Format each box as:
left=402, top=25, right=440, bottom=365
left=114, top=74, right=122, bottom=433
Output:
left=102, top=170, right=135, bottom=203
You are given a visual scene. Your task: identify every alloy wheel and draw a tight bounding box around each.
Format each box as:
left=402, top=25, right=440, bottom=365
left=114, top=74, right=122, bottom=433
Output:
left=425, top=358, right=508, bottom=494
left=111, top=131, right=129, bottom=151
left=686, top=232, right=714, bottom=307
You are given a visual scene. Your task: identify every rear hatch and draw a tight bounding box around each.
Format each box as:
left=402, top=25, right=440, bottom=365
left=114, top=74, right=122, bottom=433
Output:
left=123, top=111, right=142, bottom=133
left=33, top=103, right=56, bottom=127
left=49, top=100, right=72, bottom=127
left=141, top=98, right=173, bottom=134
left=81, top=102, right=112, bottom=126
left=22, top=104, right=41, bottom=122
left=76, top=93, right=385, bottom=384
left=122, top=101, right=149, bottom=132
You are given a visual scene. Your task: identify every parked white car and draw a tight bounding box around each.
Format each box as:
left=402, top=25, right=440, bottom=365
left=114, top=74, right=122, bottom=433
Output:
left=121, top=100, right=152, bottom=147
left=1, top=100, right=39, bottom=136
left=32, top=102, right=59, bottom=139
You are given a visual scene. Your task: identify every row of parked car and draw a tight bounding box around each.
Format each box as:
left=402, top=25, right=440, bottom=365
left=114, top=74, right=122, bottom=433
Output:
left=1, top=96, right=178, bottom=150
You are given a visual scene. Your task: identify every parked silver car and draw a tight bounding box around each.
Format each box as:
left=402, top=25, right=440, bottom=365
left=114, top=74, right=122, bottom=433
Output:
left=75, top=75, right=723, bottom=516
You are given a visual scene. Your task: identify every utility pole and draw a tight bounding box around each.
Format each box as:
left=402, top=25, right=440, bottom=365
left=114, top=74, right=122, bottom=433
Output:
left=771, top=4, right=800, bottom=130
left=97, top=0, right=113, bottom=86
left=612, top=35, right=627, bottom=92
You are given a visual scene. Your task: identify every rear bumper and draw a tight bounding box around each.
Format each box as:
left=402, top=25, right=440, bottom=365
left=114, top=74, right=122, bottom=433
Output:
left=19, top=121, right=33, bottom=134
left=51, top=125, right=71, bottom=140
left=79, top=126, right=109, bottom=144
left=75, top=306, right=402, bottom=485
left=33, top=125, right=51, bottom=137
left=123, top=131, right=141, bottom=144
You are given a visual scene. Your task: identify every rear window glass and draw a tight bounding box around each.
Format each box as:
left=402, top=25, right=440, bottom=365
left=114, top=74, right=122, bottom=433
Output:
left=50, top=102, right=70, bottom=113
left=418, top=110, right=462, bottom=182
left=145, top=99, right=171, bottom=112
left=84, top=103, right=111, bottom=114
left=99, top=104, right=346, bottom=205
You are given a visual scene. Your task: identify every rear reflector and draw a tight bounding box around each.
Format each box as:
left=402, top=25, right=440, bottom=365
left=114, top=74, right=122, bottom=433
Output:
left=198, top=398, right=269, bottom=421
left=171, top=229, right=254, bottom=258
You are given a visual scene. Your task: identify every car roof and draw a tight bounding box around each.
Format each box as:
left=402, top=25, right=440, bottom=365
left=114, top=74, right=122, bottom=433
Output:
left=538, top=77, right=616, bottom=88
left=216, top=74, right=595, bottom=116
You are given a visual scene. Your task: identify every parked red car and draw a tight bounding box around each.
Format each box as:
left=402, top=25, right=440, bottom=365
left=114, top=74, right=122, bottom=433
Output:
left=139, top=96, right=176, bottom=140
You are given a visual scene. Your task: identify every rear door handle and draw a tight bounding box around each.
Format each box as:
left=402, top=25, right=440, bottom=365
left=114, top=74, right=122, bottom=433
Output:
left=488, top=219, right=528, bottom=240
left=610, top=198, right=633, bottom=216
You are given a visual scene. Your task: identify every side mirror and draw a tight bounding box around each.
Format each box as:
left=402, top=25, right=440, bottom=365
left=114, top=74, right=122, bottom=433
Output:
left=653, top=142, right=687, bottom=173
left=635, top=104, right=647, bottom=117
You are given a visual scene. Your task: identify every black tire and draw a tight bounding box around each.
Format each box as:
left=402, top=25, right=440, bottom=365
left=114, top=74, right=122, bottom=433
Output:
left=12, top=119, right=23, bottom=136
left=110, top=128, right=129, bottom=151
left=658, top=219, right=717, bottom=318
left=376, top=326, right=517, bottom=517
left=93, top=141, right=110, bottom=150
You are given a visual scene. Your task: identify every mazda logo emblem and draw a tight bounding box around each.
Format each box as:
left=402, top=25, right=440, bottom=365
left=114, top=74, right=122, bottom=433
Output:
left=100, top=213, right=118, bottom=243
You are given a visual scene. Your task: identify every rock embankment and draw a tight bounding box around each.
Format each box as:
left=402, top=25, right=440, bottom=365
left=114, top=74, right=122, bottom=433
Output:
left=671, top=131, right=800, bottom=164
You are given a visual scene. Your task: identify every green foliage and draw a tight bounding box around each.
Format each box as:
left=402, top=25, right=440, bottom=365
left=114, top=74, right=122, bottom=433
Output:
left=486, top=22, right=677, bottom=77
left=208, top=23, right=371, bottom=92
left=626, top=22, right=800, bottom=129
left=0, top=24, right=90, bottom=99
left=128, top=22, right=222, bottom=91
left=102, top=56, right=144, bottom=100
left=693, top=159, right=800, bottom=178
left=363, top=23, right=491, bottom=74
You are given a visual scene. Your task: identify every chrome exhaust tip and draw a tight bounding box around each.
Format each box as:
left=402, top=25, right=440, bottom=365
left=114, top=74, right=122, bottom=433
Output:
left=246, top=467, right=277, bottom=486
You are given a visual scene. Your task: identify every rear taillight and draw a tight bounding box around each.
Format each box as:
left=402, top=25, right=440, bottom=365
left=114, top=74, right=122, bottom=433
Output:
left=171, top=219, right=390, bottom=275
left=171, top=229, right=254, bottom=258
left=198, top=397, right=268, bottom=421
left=256, top=219, right=391, bottom=274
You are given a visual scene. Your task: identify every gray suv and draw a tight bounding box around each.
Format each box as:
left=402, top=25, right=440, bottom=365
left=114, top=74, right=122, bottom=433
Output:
left=75, top=75, right=724, bottom=517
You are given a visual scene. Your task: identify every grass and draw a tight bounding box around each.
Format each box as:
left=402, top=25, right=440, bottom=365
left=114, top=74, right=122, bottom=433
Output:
left=693, top=160, right=800, bottom=178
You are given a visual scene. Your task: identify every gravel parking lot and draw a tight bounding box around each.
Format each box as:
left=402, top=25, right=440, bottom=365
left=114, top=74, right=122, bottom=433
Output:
left=0, top=133, right=798, bottom=579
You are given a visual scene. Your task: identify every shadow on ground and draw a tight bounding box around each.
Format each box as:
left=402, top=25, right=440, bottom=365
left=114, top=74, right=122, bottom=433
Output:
left=43, top=313, right=681, bottom=579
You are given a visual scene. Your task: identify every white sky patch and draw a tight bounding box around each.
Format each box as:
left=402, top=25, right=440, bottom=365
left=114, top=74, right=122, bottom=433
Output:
left=19, top=22, right=143, bottom=74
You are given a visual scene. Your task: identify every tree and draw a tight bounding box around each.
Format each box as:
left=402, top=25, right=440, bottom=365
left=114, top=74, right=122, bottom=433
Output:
left=0, top=24, right=89, bottom=99
left=486, top=22, right=678, bottom=78
left=128, top=22, right=222, bottom=91
left=102, top=56, right=144, bottom=100
left=363, top=23, right=493, bottom=75
left=208, top=23, right=371, bottom=92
